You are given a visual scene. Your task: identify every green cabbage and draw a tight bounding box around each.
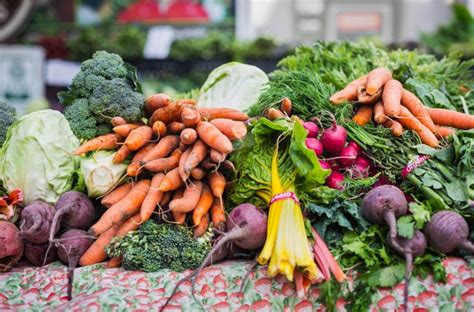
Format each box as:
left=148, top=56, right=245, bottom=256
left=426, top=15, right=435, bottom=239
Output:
left=80, top=151, right=128, bottom=198
left=0, top=110, right=80, bottom=205
left=197, top=62, right=269, bottom=111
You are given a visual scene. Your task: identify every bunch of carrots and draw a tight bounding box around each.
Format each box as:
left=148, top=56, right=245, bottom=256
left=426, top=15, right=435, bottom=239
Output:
left=331, top=67, right=474, bottom=147
left=75, top=93, right=249, bottom=268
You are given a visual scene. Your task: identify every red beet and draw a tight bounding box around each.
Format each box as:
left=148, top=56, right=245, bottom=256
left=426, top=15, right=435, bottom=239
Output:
left=303, top=121, right=319, bottom=138
left=0, top=221, right=23, bottom=272
left=24, top=242, right=58, bottom=266
left=20, top=202, right=54, bottom=244
left=338, top=146, right=358, bottom=167
left=321, top=122, right=347, bottom=154
left=326, top=172, right=345, bottom=190
left=306, top=138, right=324, bottom=157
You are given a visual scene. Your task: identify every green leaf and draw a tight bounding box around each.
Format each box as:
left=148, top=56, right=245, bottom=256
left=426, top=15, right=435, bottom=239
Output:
left=367, top=264, right=405, bottom=287
left=397, top=216, right=415, bottom=239
left=445, top=180, right=468, bottom=202
left=408, top=202, right=431, bottom=229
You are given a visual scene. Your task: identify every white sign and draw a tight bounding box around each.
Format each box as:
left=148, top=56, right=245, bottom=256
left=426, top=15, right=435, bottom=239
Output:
left=144, top=26, right=176, bottom=60
left=46, top=59, right=81, bottom=87
left=0, top=45, right=45, bottom=115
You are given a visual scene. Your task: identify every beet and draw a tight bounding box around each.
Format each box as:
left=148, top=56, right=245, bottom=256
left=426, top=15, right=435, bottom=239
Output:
left=338, top=146, right=358, bottom=167
left=321, top=122, right=347, bottom=154
left=305, top=138, right=323, bottom=157
left=326, top=171, right=345, bottom=190
left=303, top=121, right=319, bottom=138
left=24, top=242, right=58, bottom=266
left=361, top=185, right=408, bottom=253
left=0, top=221, right=24, bottom=272
left=424, top=211, right=474, bottom=254
left=20, top=202, right=54, bottom=244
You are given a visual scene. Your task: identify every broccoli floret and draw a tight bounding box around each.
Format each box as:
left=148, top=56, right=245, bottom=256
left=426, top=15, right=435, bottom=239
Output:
left=79, top=51, right=129, bottom=80
left=69, top=72, right=108, bottom=99
left=0, top=101, right=16, bottom=146
left=106, top=221, right=211, bottom=273
left=64, top=99, right=100, bottom=140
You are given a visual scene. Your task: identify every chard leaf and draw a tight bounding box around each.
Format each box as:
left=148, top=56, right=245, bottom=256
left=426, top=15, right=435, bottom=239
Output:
left=367, top=264, right=405, bottom=287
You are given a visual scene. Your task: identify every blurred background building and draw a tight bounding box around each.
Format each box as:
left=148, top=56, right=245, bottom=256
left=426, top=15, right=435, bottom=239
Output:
left=0, top=0, right=473, bottom=114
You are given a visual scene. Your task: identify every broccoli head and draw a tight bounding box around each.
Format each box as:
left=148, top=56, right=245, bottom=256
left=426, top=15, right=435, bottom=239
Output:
left=106, top=221, right=211, bottom=272
left=64, top=99, right=111, bottom=140
left=0, top=101, right=16, bottom=146
left=79, top=50, right=129, bottom=80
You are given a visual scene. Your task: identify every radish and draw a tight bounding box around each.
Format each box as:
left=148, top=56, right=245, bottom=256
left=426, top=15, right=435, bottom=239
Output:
left=56, top=229, right=94, bottom=300
left=24, top=242, right=58, bottom=266
left=306, top=138, right=323, bottom=157
left=0, top=221, right=23, bottom=272
left=326, top=172, right=345, bottom=190
left=325, top=158, right=341, bottom=171
left=348, top=141, right=362, bottom=155
left=338, top=146, right=358, bottom=167
left=424, top=211, right=474, bottom=254
left=319, top=160, right=331, bottom=170
left=303, top=121, right=319, bottom=138
left=361, top=185, right=408, bottom=254
left=321, top=122, right=347, bottom=153
left=20, top=202, right=54, bottom=244
left=353, top=156, right=371, bottom=178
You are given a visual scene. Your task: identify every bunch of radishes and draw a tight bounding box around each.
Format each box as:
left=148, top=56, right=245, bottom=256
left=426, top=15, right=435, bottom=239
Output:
left=303, top=120, right=372, bottom=190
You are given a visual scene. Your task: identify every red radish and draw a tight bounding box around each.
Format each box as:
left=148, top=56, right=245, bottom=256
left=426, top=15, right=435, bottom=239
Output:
left=326, top=158, right=341, bottom=171
left=338, top=146, right=358, bottom=167
left=319, top=160, right=331, bottom=170
left=306, top=138, right=323, bottom=157
left=326, top=172, right=345, bottom=190
left=0, top=221, right=23, bottom=272
left=321, top=122, right=347, bottom=153
left=348, top=141, right=362, bottom=155
left=353, top=156, right=371, bottom=178
left=20, top=202, right=54, bottom=244
left=303, top=121, right=319, bottom=138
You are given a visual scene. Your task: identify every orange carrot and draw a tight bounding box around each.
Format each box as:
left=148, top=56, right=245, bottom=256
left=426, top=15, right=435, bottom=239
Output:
left=127, top=143, right=156, bottom=177
left=115, top=213, right=142, bottom=237
left=143, top=148, right=184, bottom=172
left=199, top=108, right=249, bottom=121
left=140, top=173, right=165, bottom=222
left=192, top=184, right=214, bottom=226
left=149, top=101, right=192, bottom=125
left=352, top=105, right=373, bottom=126
left=101, top=183, right=133, bottom=208
left=210, top=197, right=226, bottom=231
left=397, top=106, right=439, bottom=147
left=124, top=126, right=153, bottom=151
left=171, top=189, right=185, bottom=224
left=183, top=140, right=209, bottom=175
left=89, top=180, right=150, bottom=236
left=182, top=106, right=201, bottom=128
left=152, top=121, right=167, bottom=139
left=366, top=67, right=392, bottom=95
left=210, top=149, right=226, bottom=164
left=374, top=101, right=387, bottom=124
left=383, top=119, right=404, bottom=137
left=167, top=122, right=185, bottom=134
left=401, top=90, right=437, bottom=133
left=180, top=128, right=198, bottom=145
left=74, top=133, right=122, bottom=155
left=111, top=117, right=127, bottom=127
left=191, top=168, right=206, bottom=180
left=176, top=99, right=196, bottom=106
left=142, top=135, right=180, bottom=163
left=179, top=146, right=193, bottom=181
left=435, top=125, right=455, bottom=138
left=160, top=191, right=172, bottom=206
left=330, top=75, right=367, bottom=104
left=210, top=119, right=247, bottom=140
left=266, top=108, right=285, bottom=120
left=79, top=225, right=119, bottom=266
left=357, top=86, right=382, bottom=105
left=381, top=80, right=403, bottom=117
left=107, top=257, right=122, bottom=268
left=158, top=168, right=183, bottom=192
left=169, top=180, right=203, bottom=213
left=427, top=108, right=474, bottom=130
left=196, top=122, right=233, bottom=154
left=280, top=98, right=292, bottom=115
left=145, top=93, right=171, bottom=116
left=113, top=145, right=132, bottom=164
left=194, top=213, right=209, bottom=238
left=208, top=171, right=226, bottom=201
left=113, top=124, right=141, bottom=138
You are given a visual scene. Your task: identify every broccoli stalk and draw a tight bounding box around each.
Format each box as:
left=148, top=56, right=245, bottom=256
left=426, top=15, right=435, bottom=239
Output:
left=0, top=101, right=16, bottom=147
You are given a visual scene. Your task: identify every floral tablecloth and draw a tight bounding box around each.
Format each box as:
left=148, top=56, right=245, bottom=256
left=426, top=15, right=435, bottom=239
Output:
left=1, top=258, right=473, bottom=311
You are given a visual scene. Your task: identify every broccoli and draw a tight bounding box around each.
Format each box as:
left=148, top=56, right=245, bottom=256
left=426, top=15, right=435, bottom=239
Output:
left=106, top=221, right=211, bottom=272
left=58, top=51, right=144, bottom=140
left=0, top=101, right=16, bottom=146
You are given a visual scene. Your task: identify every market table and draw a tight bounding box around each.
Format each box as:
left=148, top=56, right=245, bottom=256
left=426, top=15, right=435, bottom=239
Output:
left=1, top=258, right=473, bottom=311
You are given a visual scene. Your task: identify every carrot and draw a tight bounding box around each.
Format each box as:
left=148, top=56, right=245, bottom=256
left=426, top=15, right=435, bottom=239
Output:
left=366, top=67, right=392, bottom=95
left=383, top=119, right=404, bottom=137
left=199, top=108, right=249, bottom=121
left=210, top=119, right=247, bottom=141
left=196, top=122, right=233, bottom=154
left=352, top=105, right=373, bottom=126
left=101, top=183, right=133, bottom=208
left=330, top=75, right=367, bottom=104
left=208, top=171, right=226, bottom=200
left=192, top=184, right=214, bottom=226
left=152, top=121, right=167, bottom=139
left=145, top=93, right=171, bottom=116
left=111, top=117, right=127, bottom=127
left=160, top=191, right=172, bottom=206
left=171, top=189, right=185, bottom=224
left=176, top=99, right=196, bottom=106
left=374, top=101, right=387, bottom=124
left=125, top=126, right=153, bottom=151
left=169, top=180, right=203, bottom=213
left=380, top=80, right=402, bottom=117
left=114, top=213, right=142, bottom=238
left=210, top=149, right=226, bottom=163
left=427, top=108, right=474, bottom=130
left=126, top=143, right=155, bottom=177
left=183, top=140, right=209, bottom=175
left=200, top=158, right=217, bottom=171
left=89, top=180, right=150, bottom=236
left=191, top=168, right=206, bottom=180
left=266, top=108, right=285, bottom=120
left=182, top=106, right=201, bottom=128
left=74, top=133, right=122, bottom=155
left=180, top=128, right=198, bottom=145
left=401, top=90, right=438, bottom=133
left=221, top=159, right=235, bottom=172
left=357, top=86, right=382, bottom=105
left=150, top=101, right=192, bottom=125
left=79, top=225, right=119, bottom=266
left=397, top=106, right=439, bottom=147
left=142, top=135, right=180, bottom=163
left=139, top=173, right=165, bottom=222
left=167, top=122, right=185, bottom=134
left=210, top=197, right=226, bottom=231
left=179, top=146, right=193, bottom=181
left=113, top=124, right=141, bottom=138
left=143, top=148, right=184, bottom=172
left=435, top=125, right=455, bottom=138
left=106, top=257, right=122, bottom=268
left=280, top=98, right=292, bottom=115
left=194, top=213, right=210, bottom=238
left=113, top=145, right=132, bottom=164
left=158, top=168, right=183, bottom=192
